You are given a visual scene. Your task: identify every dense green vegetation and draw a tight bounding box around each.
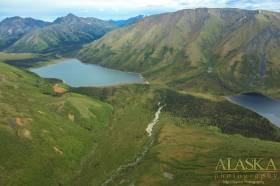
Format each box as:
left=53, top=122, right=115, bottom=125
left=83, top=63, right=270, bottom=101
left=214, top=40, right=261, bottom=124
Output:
left=161, top=89, right=280, bottom=141
left=73, top=86, right=280, bottom=142
left=71, top=85, right=280, bottom=186
left=71, top=85, right=280, bottom=141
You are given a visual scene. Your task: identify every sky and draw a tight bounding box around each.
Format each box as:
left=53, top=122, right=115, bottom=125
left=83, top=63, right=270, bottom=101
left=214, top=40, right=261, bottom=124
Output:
left=0, top=0, right=280, bottom=21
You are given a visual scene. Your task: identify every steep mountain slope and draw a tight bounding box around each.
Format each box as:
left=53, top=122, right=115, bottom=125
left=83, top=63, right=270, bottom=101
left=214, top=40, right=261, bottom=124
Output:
left=0, top=61, right=113, bottom=185
left=78, top=8, right=280, bottom=94
left=8, top=14, right=117, bottom=53
left=0, top=17, right=49, bottom=49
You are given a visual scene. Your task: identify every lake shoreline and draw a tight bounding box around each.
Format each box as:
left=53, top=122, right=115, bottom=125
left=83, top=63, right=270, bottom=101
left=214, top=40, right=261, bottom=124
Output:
left=30, top=58, right=147, bottom=87
left=226, top=92, right=280, bottom=128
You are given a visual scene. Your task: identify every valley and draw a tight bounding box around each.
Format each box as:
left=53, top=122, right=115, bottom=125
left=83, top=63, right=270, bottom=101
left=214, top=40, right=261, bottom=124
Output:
left=0, top=7, right=280, bottom=186
left=1, top=52, right=280, bottom=185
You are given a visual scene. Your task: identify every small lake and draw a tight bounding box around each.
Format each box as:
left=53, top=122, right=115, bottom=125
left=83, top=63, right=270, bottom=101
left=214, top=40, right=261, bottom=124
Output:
left=30, top=59, right=145, bottom=87
left=226, top=93, right=280, bottom=128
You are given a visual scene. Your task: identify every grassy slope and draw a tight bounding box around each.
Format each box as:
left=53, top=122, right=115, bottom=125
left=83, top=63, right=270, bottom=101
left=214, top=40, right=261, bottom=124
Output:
left=0, top=52, right=38, bottom=61
left=116, top=114, right=280, bottom=186
left=71, top=85, right=158, bottom=185
left=1, top=59, right=280, bottom=185
left=0, top=52, right=61, bottom=68
left=78, top=8, right=280, bottom=95
left=71, top=85, right=280, bottom=186
left=0, top=62, right=113, bottom=185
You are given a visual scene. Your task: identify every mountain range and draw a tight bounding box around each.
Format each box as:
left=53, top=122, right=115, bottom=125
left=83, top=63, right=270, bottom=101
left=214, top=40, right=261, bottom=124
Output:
left=1, top=8, right=280, bottom=186
left=111, top=15, right=144, bottom=27
left=0, top=17, right=50, bottom=49
left=0, top=14, right=144, bottom=53
left=78, top=8, right=280, bottom=94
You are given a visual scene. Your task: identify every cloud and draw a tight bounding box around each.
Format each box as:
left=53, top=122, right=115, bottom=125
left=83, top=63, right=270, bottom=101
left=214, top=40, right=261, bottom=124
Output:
left=225, top=0, right=280, bottom=11
left=0, top=0, right=279, bottom=21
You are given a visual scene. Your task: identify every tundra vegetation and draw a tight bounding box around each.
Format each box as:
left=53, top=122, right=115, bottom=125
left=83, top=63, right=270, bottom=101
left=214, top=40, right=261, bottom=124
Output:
left=1, top=8, right=280, bottom=186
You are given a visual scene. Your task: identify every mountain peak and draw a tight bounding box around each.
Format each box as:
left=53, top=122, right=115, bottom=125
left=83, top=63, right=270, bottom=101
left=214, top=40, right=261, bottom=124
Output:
left=111, top=15, right=145, bottom=27
left=0, top=16, right=49, bottom=48
left=53, top=13, right=80, bottom=24
left=1, top=16, right=23, bottom=23
left=0, top=16, right=49, bottom=26
left=66, top=13, right=77, bottom=17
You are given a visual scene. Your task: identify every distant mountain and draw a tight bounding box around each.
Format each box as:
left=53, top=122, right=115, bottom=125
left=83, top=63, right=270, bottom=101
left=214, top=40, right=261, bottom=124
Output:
left=78, top=8, right=280, bottom=94
left=8, top=14, right=117, bottom=53
left=111, top=15, right=144, bottom=27
left=0, top=17, right=49, bottom=49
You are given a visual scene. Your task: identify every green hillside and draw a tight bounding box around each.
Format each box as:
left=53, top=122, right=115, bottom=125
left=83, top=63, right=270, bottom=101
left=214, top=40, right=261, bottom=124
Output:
left=1, top=60, right=280, bottom=185
left=0, top=62, right=113, bottom=185
left=78, top=8, right=280, bottom=94
left=69, top=85, right=280, bottom=185
left=113, top=113, right=280, bottom=186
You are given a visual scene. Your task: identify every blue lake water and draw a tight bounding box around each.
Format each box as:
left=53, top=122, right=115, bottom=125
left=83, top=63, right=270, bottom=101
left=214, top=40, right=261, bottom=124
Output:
left=227, top=93, right=280, bottom=128
left=30, top=58, right=145, bottom=87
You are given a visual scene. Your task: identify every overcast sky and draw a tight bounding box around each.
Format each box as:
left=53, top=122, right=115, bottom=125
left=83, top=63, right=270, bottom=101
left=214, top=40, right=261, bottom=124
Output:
left=0, top=0, right=280, bottom=21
